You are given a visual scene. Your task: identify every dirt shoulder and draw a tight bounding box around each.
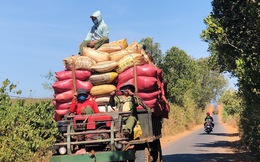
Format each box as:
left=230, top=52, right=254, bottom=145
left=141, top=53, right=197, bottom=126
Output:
left=217, top=107, right=254, bottom=162
left=217, top=106, right=240, bottom=145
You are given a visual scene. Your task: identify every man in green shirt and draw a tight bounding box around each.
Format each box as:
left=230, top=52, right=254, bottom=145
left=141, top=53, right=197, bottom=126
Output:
left=109, top=83, right=139, bottom=137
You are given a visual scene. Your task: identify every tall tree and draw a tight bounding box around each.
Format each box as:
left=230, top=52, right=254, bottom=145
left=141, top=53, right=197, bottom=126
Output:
left=162, top=46, right=198, bottom=106
left=139, top=37, right=163, bottom=68
left=201, top=0, right=260, bottom=158
left=193, top=58, right=227, bottom=108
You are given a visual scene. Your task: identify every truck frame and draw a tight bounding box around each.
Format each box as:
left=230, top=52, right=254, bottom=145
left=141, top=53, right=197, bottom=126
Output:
left=50, top=103, right=163, bottom=162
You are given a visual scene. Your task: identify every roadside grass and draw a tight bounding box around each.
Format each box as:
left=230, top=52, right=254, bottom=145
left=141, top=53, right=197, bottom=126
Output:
left=218, top=104, right=239, bottom=129
left=11, top=98, right=52, bottom=104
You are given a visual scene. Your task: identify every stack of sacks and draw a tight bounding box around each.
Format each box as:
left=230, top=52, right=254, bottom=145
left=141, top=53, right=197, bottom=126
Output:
left=117, top=64, right=170, bottom=118
left=52, top=69, right=93, bottom=120
left=96, top=39, right=169, bottom=118
left=52, top=38, right=169, bottom=120
left=52, top=55, right=96, bottom=120
left=81, top=39, right=128, bottom=113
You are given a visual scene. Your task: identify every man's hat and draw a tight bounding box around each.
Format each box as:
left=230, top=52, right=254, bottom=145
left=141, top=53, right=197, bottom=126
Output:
left=77, top=88, right=88, bottom=95
left=120, top=83, right=135, bottom=93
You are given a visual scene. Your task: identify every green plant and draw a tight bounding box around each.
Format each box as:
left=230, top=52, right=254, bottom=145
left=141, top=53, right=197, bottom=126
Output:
left=201, top=0, right=260, bottom=158
left=0, top=79, right=59, bottom=162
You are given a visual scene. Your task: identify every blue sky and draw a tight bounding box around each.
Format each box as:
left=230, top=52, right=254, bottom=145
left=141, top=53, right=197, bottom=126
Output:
left=0, top=0, right=235, bottom=98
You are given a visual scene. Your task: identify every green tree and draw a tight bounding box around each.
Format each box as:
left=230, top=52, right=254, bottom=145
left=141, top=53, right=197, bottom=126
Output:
left=193, top=58, right=227, bottom=108
left=162, top=46, right=198, bottom=106
left=139, top=37, right=163, bottom=68
left=201, top=0, right=260, bottom=158
left=218, top=88, right=242, bottom=116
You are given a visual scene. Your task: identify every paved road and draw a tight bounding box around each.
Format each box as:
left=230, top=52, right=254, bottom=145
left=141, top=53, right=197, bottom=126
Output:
left=162, top=115, right=244, bottom=162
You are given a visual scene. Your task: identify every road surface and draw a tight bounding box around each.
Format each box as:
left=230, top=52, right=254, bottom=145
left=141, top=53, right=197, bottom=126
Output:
left=162, top=114, right=247, bottom=162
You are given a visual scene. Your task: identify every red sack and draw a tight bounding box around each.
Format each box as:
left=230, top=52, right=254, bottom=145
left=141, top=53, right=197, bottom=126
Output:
left=143, top=98, right=157, bottom=108
left=117, top=76, right=158, bottom=92
left=138, top=90, right=160, bottom=101
left=55, top=70, right=91, bottom=81
left=55, top=109, right=69, bottom=117
left=53, top=79, right=73, bottom=93
left=54, top=90, right=74, bottom=103
left=118, top=64, right=158, bottom=85
left=52, top=100, right=71, bottom=110
left=76, top=80, right=93, bottom=92
left=53, top=79, right=93, bottom=94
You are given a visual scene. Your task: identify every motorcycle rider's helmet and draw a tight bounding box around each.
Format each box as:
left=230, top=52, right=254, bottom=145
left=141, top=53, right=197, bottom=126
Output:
left=206, top=112, right=210, bottom=116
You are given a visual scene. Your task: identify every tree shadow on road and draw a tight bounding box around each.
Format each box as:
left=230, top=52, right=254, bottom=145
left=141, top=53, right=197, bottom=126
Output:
left=163, top=152, right=252, bottom=162
left=163, top=134, right=253, bottom=162
left=199, top=132, right=239, bottom=137
left=194, top=140, right=237, bottom=148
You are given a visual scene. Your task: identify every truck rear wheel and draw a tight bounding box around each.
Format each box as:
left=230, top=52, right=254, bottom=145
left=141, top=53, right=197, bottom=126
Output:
left=151, top=139, right=162, bottom=162
left=134, top=147, right=152, bottom=162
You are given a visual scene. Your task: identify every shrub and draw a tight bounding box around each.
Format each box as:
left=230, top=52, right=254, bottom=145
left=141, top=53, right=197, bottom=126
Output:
left=0, top=79, right=59, bottom=162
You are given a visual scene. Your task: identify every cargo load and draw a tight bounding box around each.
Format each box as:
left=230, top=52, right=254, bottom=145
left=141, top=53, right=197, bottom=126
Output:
left=50, top=38, right=170, bottom=162
left=52, top=38, right=169, bottom=120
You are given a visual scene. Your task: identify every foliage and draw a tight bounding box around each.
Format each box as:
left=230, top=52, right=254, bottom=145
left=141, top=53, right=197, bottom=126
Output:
left=0, top=79, right=59, bottom=162
left=162, top=102, right=207, bottom=137
left=218, top=88, right=242, bottom=115
left=162, top=46, right=227, bottom=108
left=201, top=0, right=260, bottom=158
left=194, top=58, right=227, bottom=108
left=162, top=47, right=198, bottom=106
left=218, top=88, right=242, bottom=125
left=139, top=37, right=163, bottom=68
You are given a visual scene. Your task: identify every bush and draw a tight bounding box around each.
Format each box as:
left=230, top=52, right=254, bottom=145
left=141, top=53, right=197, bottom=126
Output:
left=212, top=108, right=219, bottom=115
left=0, top=79, right=59, bottom=162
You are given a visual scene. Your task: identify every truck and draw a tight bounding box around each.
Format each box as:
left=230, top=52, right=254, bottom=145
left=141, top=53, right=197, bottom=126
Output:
left=50, top=41, right=170, bottom=162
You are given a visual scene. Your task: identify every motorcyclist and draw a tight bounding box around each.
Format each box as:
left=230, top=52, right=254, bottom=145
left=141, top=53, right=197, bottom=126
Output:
left=204, top=112, right=214, bottom=128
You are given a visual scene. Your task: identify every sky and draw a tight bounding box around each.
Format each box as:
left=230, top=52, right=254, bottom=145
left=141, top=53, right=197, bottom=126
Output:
left=0, top=0, right=237, bottom=98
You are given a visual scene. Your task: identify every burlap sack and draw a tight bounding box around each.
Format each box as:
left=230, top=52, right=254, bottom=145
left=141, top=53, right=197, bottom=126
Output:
left=90, top=84, right=116, bottom=96
left=90, top=61, right=118, bottom=73
left=97, top=38, right=128, bottom=53
left=89, top=72, right=118, bottom=85
left=82, top=47, right=109, bottom=62
left=116, top=53, right=146, bottom=73
left=63, top=55, right=96, bottom=70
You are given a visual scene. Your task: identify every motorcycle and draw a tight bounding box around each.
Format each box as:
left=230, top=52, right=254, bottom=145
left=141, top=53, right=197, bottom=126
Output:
left=204, top=119, right=213, bottom=134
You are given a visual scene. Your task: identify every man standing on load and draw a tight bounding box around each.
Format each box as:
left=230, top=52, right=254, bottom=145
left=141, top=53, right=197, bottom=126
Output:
left=79, top=10, right=109, bottom=54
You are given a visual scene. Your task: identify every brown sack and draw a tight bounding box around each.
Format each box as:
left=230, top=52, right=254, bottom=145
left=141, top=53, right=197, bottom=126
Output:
left=109, top=41, right=141, bottom=62
left=89, top=72, right=118, bottom=85
left=116, top=38, right=128, bottom=49
left=63, top=55, right=96, bottom=70
left=91, top=61, right=118, bottom=73
left=82, top=47, right=109, bottom=62
left=116, top=53, right=146, bottom=73
left=90, top=84, right=117, bottom=96
left=97, top=38, right=128, bottom=53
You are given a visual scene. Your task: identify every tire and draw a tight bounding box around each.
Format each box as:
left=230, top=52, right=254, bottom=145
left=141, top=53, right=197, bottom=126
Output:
left=134, top=147, right=152, bottom=162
